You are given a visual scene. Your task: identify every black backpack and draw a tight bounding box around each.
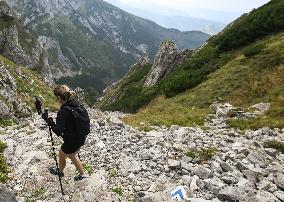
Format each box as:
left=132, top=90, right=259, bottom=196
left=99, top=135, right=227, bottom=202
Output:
left=63, top=105, right=90, bottom=138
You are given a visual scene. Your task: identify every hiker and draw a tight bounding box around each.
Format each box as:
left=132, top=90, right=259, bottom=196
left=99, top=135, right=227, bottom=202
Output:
left=42, top=84, right=90, bottom=181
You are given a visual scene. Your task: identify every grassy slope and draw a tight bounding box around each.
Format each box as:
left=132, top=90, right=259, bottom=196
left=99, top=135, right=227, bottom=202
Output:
left=98, top=63, right=154, bottom=112
left=124, top=32, right=284, bottom=129
left=0, top=55, right=59, bottom=126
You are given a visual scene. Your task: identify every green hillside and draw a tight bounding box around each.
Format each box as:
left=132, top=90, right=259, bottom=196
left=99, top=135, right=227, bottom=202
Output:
left=0, top=55, right=58, bottom=127
left=124, top=32, right=284, bottom=130
left=97, top=62, right=155, bottom=112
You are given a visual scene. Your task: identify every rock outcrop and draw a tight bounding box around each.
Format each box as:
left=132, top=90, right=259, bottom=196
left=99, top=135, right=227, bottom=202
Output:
left=0, top=1, right=42, bottom=69
left=134, top=55, right=151, bottom=67
left=0, top=62, right=31, bottom=118
left=144, top=40, right=192, bottom=87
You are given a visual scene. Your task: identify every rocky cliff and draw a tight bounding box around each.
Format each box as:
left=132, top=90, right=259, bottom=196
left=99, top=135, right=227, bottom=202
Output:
left=0, top=55, right=57, bottom=124
left=144, top=40, right=193, bottom=87
left=0, top=1, right=43, bottom=70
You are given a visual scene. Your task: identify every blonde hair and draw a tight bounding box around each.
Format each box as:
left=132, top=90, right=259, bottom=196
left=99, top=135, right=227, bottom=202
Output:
left=53, top=84, right=75, bottom=101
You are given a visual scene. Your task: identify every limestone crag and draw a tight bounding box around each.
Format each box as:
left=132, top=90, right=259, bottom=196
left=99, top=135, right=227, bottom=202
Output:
left=0, top=2, right=42, bottom=69
left=0, top=62, right=31, bottom=118
left=0, top=104, right=283, bottom=201
left=144, top=40, right=192, bottom=87
left=134, top=55, right=150, bottom=68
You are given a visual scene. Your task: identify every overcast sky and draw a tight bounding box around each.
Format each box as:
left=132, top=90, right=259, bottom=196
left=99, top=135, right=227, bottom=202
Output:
left=104, top=0, right=271, bottom=23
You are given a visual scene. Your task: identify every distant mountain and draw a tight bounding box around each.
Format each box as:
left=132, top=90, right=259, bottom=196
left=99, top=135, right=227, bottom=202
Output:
left=117, top=7, right=225, bottom=35
left=5, top=0, right=209, bottom=98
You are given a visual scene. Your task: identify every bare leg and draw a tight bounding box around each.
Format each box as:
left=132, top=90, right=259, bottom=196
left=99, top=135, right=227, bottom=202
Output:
left=58, top=148, right=66, bottom=174
left=67, top=151, right=84, bottom=175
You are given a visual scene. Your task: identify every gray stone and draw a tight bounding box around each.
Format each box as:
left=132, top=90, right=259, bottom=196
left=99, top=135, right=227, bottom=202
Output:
left=0, top=101, right=10, bottom=117
left=181, top=160, right=192, bottom=171
left=274, top=191, right=284, bottom=201
left=140, top=151, right=152, bottom=160
left=211, top=161, right=222, bottom=174
left=193, top=165, right=213, bottom=180
left=181, top=175, right=192, bottom=185
left=250, top=103, right=270, bottom=114
left=222, top=172, right=239, bottom=184
left=203, top=178, right=226, bottom=195
left=236, top=161, right=248, bottom=171
left=275, top=173, right=284, bottom=190
left=245, top=191, right=281, bottom=202
left=247, top=151, right=266, bottom=167
left=237, top=178, right=256, bottom=191
left=269, top=184, right=278, bottom=193
left=243, top=170, right=257, bottom=183
left=220, top=161, right=234, bottom=172
left=218, top=186, right=244, bottom=201
left=167, top=159, right=180, bottom=169
left=258, top=180, right=272, bottom=191
left=262, top=127, right=274, bottom=136
left=189, top=199, right=212, bottom=202
left=264, top=148, right=279, bottom=158
left=0, top=185, right=17, bottom=202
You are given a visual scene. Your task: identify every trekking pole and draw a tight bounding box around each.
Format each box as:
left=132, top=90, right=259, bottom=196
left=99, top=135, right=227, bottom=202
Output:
left=35, top=98, right=64, bottom=195
left=46, top=111, right=64, bottom=196
left=44, top=109, right=64, bottom=195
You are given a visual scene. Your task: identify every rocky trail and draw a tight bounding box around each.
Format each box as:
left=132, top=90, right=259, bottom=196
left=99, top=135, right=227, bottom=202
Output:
left=0, top=107, right=284, bottom=202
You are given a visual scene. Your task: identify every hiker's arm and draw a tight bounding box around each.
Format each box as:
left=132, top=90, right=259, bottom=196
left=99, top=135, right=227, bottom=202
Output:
left=50, top=109, right=66, bottom=137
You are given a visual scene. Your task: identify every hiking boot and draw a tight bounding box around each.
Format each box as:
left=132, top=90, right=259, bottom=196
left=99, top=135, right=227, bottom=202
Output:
left=74, top=174, right=88, bottom=181
left=48, top=165, right=64, bottom=177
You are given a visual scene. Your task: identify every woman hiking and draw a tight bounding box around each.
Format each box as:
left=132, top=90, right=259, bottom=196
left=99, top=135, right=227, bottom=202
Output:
left=43, top=84, right=90, bottom=181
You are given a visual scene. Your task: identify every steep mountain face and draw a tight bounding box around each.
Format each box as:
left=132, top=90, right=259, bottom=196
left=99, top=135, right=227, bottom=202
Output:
left=5, top=0, right=209, bottom=93
left=0, top=1, right=42, bottom=69
left=0, top=54, right=58, bottom=125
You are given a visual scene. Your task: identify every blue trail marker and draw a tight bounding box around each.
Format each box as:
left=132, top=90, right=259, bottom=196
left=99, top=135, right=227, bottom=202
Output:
left=170, top=186, right=187, bottom=201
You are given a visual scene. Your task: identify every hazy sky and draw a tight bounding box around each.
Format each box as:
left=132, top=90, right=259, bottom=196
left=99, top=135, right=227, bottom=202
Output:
left=104, top=0, right=271, bottom=23
left=105, top=0, right=270, bottom=12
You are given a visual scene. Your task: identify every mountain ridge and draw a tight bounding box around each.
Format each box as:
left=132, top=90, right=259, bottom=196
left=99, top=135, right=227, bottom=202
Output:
left=5, top=0, right=209, bottom=97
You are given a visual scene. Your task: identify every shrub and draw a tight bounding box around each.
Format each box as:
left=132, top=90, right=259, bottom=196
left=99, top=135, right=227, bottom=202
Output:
left=111, top=186, right=123, bottom=196
left=211, top=0, right=284, bottom=51
left=109, top=168, right=118, bottom=178
left=0, top=141, right=10, bottom=183
left=244, top=43, right=266, bottom=57
left=185, top=147, right=218, bottom=163
left=263, top=140, right=284, bottom=153
left=83, top=163, right=94, bottom=175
